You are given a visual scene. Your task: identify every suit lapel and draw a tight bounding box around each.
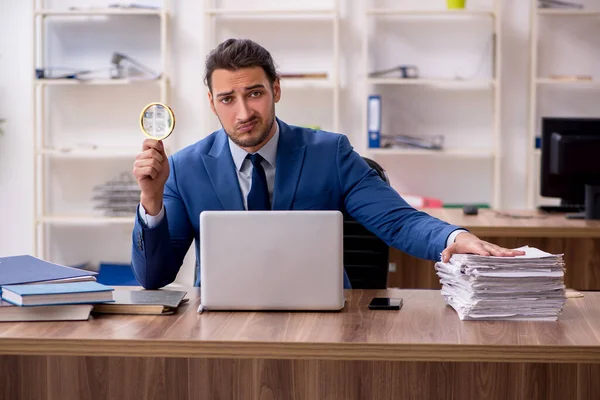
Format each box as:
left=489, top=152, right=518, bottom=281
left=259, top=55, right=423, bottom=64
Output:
left=273, top=120, right=306, bottom=210
left=201, top=130, right=244, bottom=210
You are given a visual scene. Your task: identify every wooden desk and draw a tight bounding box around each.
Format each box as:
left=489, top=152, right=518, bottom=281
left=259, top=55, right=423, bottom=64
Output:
left=390, top=209, right=600, bottom=290
left=1, top=289, right=599, bottom=400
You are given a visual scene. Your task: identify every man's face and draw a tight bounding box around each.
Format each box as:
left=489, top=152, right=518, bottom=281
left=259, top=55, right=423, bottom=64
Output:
left=208, top=67, right=281, bottom=151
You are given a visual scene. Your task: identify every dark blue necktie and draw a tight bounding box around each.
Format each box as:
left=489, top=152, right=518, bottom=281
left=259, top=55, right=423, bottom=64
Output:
left=246, top=153, right=271, bottom=210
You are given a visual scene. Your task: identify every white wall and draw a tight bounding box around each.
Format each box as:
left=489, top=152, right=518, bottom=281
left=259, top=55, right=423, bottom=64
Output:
left=498, top=0, right=530, bottom=208
left=0, top=0, right=35, bottom=257
left=0, top=0, right=585, bottom=281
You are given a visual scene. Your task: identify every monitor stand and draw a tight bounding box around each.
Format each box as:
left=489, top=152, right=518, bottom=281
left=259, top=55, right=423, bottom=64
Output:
left=565, top=185, right=600, bottom=220
left=538, top=203, right=583, bottom=214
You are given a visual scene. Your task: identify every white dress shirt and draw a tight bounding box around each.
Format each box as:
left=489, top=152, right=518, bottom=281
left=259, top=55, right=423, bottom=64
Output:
left=137, top=121, right=465, bottom=246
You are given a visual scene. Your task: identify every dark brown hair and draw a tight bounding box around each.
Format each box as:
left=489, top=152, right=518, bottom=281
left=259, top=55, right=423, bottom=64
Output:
left=204, top=38, right=279, bottom=92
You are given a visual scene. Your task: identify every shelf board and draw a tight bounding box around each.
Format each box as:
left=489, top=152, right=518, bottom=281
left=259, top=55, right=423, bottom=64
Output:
left=367, top=78, right=496, bottom=89
left=35, top=78, right=164, bottom=86
left=366, top=9, right=495, bottom=17
left=38, top=215, right=135, bottom=225
left=37, top=148, right=139, bottom=158
left=536, top=78, right=599, bottom=86
left=35, top=8, right=166, bottom=16
left=204, top=8, right=336, bottom=18
left=537, top=9, right=600, bottom=17
left=367, top=148, right=495, bottom=158
left=280, top=78, right=335, bottom=89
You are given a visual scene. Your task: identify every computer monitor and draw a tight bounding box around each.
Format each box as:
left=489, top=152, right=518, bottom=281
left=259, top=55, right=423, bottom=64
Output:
left=540, top=117, right=600, bottom=219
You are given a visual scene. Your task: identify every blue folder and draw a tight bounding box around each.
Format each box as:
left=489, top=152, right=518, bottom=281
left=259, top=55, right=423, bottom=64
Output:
left=0, top=255, right=96, bottom=286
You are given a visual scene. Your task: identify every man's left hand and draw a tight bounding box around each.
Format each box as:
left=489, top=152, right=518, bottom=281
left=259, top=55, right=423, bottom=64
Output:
left=441, top=232, right=526, bottom=263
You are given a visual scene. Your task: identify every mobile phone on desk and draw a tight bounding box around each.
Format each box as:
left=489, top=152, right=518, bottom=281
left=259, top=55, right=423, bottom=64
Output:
left=368, top=297, right=403, bottom=310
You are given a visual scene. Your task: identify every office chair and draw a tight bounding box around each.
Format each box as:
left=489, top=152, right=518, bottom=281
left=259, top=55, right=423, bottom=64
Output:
left=343, top=157, right=390, bottom=289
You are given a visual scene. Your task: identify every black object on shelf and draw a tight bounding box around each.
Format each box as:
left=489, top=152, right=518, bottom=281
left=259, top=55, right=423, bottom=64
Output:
left=111, top=52, right=158, bottom=79
left=369, top=65, right=419, bottom=79
left=381, top=134, right=444, bottom=150
left=538, top=0, right=584, bottom=9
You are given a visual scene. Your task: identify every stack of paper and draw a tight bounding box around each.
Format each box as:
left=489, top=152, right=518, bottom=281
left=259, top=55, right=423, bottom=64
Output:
left=435, top=246, right=566, bottom=321
left=92, top=172, right=141, bottom=217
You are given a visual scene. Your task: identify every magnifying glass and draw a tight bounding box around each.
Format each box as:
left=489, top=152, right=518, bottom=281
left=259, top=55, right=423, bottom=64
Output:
left=139, top=102, right=175, bottom=140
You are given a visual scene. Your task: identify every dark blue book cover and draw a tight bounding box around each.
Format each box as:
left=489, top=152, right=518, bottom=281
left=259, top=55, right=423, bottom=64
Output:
left=0, top=255, right=96, bottom=286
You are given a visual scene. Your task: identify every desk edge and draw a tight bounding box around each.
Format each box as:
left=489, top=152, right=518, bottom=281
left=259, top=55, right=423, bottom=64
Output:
left=1, top=339, right=599, bottom=363
left=469, top=227, right=600, bottom=238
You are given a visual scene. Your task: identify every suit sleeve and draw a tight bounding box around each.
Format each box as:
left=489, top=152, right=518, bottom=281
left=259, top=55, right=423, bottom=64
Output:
left=131, top=156, right=194, bottom=289
left=336, top=135, right=461, bottom=261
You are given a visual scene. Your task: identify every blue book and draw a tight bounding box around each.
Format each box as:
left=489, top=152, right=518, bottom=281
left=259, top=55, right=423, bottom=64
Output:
left=0, top=255, right=97, bottom=286
left=1, top=281, right=114, bottom=307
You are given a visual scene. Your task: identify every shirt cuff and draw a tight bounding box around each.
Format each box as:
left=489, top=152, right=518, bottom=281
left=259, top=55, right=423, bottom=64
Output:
left=138, top=203, right=165, bottom=229
left=446, top=229, right=468, bottom=248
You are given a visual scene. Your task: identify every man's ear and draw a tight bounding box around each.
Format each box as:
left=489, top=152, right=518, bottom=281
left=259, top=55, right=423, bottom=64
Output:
left=207, top=90, right=217, bottom=115
left=273, top=78, right=281, bottom=103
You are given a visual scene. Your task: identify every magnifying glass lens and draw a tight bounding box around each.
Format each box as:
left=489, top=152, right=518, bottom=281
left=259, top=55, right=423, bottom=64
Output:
left=140, top=103, right=175, bottom=141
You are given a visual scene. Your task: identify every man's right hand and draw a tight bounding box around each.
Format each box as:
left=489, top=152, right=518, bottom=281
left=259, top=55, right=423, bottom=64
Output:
left=133, top=139, right=170, bottom=216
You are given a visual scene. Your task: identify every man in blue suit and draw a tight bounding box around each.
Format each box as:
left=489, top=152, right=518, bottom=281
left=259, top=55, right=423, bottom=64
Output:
left=131, top=38, right=523, bottom=290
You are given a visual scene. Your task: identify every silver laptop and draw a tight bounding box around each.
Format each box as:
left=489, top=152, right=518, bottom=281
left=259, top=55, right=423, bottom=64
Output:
left=199, top=210, right=345, bottom=311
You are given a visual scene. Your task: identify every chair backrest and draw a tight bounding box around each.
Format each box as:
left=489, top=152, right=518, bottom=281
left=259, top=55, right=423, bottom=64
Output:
left=343, top=157, right=390, bottom=289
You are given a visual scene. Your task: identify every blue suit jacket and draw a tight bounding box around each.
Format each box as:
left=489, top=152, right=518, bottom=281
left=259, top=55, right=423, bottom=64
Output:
left=131, top=119, right=461, bottom=289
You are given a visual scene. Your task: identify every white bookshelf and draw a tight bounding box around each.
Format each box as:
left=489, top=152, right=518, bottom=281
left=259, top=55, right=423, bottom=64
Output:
left=536, top=9, right=600, bottom=16
left=39, top=215, right=135, bottom=225
left=526, top=0, right=600, bottom=208
left=367, top=77, right=496, bottom=88
left=365, top=9, right=495, bottom=17
left=362, top=0, right=502, bottom=208
left=34, top=76, right=166, bottom=86
left=368, top=148, right=495, bottom=158
left=535, top=78, right=600, bottom=86
left=204, top=8, right=336, bottom=16
left=37, top=147, right=141, bottom=158
left=35, top=9, right=167, bottom=16
left=32, top=0, right=170, bottom=262
left=202, top=0, right=341, bottom=134
left=280, top=78, right=336, bottom=89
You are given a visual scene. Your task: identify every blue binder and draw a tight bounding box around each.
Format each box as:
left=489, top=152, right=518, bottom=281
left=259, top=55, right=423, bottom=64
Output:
left=367, top=95, right=382, bottom=148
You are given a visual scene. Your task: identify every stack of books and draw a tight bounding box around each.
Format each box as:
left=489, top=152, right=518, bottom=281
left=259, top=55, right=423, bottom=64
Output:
left=0, top=255, right=114, bottom=322
left=434, top=246, right=567, bottom=321
left=92, top=173, right=141, bottom=217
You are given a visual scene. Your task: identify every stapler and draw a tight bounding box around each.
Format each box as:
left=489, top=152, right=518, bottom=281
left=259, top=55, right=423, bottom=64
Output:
left=462, top=205, right=479, bottom=216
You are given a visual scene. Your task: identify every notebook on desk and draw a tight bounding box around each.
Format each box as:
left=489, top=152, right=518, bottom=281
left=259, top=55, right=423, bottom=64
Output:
left=199, top=211, right=345, bottom=312
left=92, top=289, right=187, bottom=315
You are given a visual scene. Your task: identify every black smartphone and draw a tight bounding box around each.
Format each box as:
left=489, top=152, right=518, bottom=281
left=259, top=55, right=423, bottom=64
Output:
left=368, top=297, right=403, bottom=310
